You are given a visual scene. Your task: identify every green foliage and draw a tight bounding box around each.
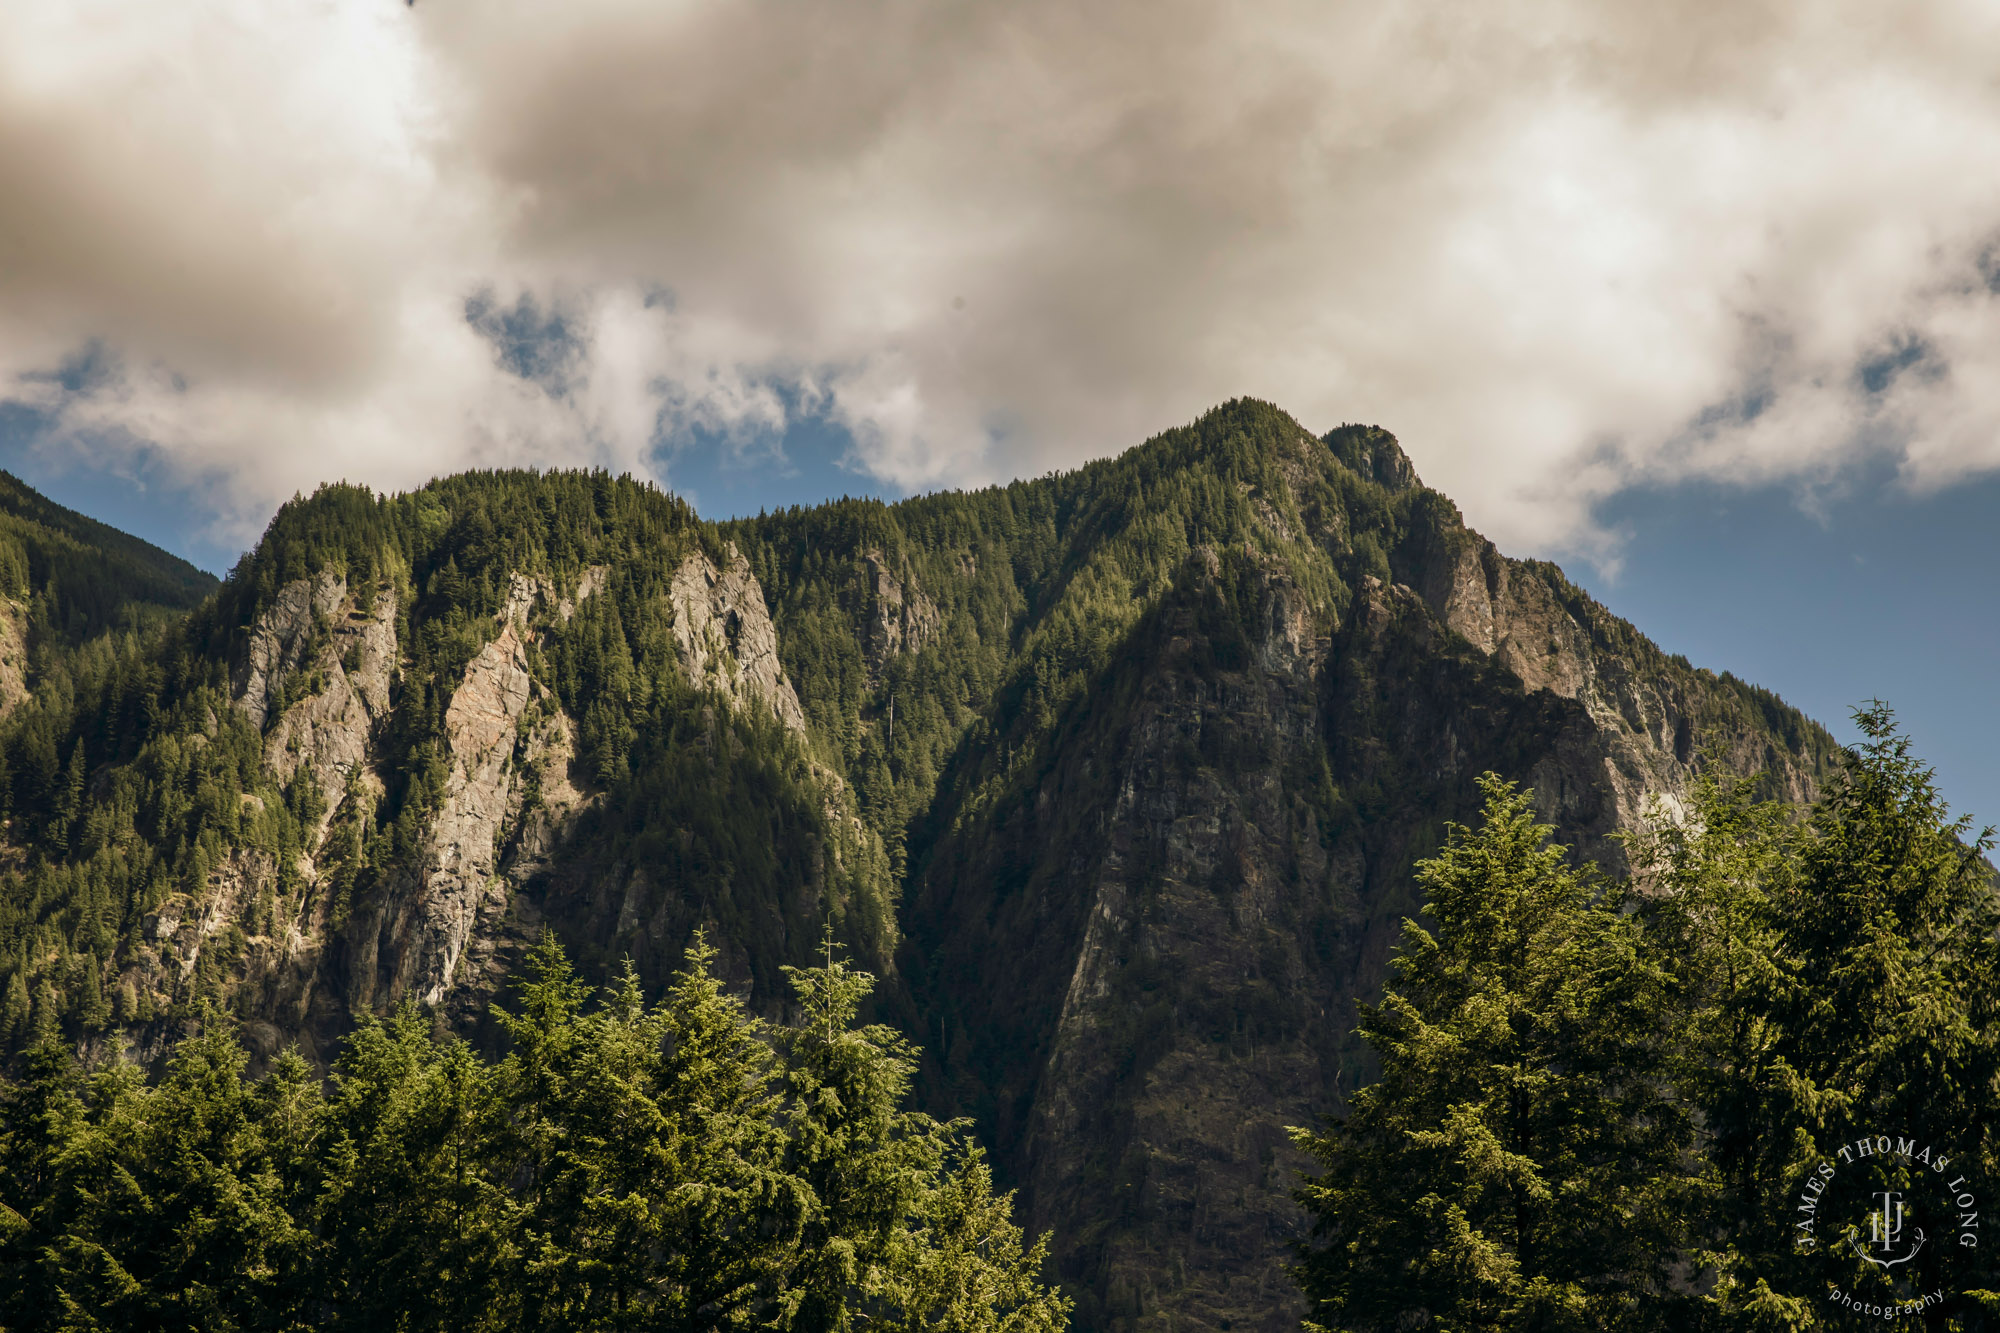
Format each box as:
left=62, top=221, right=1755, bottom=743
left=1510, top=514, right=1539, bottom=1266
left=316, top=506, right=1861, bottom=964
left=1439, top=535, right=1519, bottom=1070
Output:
left=0, top=404, right=1859, bottom=1330
left=1302, top=712, right=2000, bottom=1330
left=0, top=470, right=215, bottom=646
left=0, top=932, right=1068, bottom=1332
left=1629, top=707, right=2000, bottom=1327
left=0, top=1016, right=319, bottom=1330
left=312, top=1008, right=514, bottom=1330
left=1293, top=776, right=1697, bottom=1332
left=0, top=466, right=897, bottom=1041
left=0, top=401, right=1834, bottom=1065
left=727, top=400, right=1367, bottom=884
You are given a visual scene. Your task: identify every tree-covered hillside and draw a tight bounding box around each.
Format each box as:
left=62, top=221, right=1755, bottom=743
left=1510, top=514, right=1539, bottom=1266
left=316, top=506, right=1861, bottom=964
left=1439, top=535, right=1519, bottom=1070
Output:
left=0, top=469, right=897, bottom=1061
left=0, top=471, right=215, bottom=642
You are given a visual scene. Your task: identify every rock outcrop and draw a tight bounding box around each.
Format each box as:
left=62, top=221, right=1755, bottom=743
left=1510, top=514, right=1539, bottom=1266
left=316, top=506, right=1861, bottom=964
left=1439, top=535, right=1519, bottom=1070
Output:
left=501, top=565, right=608, bottom=628
left=261, top=586, right=397, bottom=821
left=0, top=600, right=26, bottom=716
left=356, top=576, right=603, bottom=1015
left=161, top=549, right=828, bottom=1045
left=1020, top=558, right=1335, bottom=1329
left=233, top=569, right=348, bottom=734
left=210, top=567, right=608, bottom=1036
left=669, top=545, right=807, bottom=732
left=907, top=421, right=1834, bottom=1333
left=863, top=550, right=940, bottom=673
left=3, top=407, right=1848, bottom=1333
left=368, top=623, right=559, bottom=1007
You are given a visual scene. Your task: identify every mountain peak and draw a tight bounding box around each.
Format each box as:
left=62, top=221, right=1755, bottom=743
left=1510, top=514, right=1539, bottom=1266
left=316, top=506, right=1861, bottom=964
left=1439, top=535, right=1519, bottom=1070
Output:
left=1322, top=423, right=1420, bottom=492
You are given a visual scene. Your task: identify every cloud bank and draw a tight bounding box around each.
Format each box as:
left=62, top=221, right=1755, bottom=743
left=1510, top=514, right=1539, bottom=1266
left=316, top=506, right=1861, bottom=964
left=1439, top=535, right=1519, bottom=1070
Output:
left=6, top=0, right=2000, bottom=556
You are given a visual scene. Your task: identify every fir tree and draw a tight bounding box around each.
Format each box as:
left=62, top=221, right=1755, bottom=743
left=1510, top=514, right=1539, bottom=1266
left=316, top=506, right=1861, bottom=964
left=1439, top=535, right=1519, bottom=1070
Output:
left=647, top=933, right=809, bottom=1331
left=1292, top=775, right=1696, bottom=1332
left=871, top=1141, right=1070, bottom=1333
left=314, top=1007, right=517, bottom=1332
left=1636, top=707, right=2000, bottom=1326
left=778, top=934, right=954, bottom=1333
left=776, top=931, right=1070, bottom=1333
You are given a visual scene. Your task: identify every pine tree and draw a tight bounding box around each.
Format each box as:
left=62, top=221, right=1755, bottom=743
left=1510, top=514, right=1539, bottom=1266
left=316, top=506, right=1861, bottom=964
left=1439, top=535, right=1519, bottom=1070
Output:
left=1625, top=765, right=1799, bottom=1326
left=648, top=933, right=809, bottom=1331
left=1638, top=708, right=2000, bottom=1325
left=314, top=1006, right=516, bottom=1332
left=870, top=1141, right=1071, bottom=1333
left=0, top=970, right=27, bottom=1044
left=0, top=925, right=1068, bottom=1332
left=777, top=934, right=954, bottom=1333
left=777, top=931, right=1069, bottom=1333
left=0, top=1036, right=95, bottom=1327
left=99, top=1012, right=317, bottom=1329
left=1292, top=775, right=1696, bottom=1332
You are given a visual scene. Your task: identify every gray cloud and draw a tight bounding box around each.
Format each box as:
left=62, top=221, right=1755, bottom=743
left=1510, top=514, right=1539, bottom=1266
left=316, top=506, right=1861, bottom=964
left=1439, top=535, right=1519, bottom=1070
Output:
left=6, top=0, right=2000, bottom=557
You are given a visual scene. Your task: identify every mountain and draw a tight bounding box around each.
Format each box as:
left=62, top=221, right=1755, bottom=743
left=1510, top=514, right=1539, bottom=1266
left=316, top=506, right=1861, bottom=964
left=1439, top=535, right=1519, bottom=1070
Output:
left=0, top=471, right=219, bottom=714
left=0, top=403, right=1836, bottom=1332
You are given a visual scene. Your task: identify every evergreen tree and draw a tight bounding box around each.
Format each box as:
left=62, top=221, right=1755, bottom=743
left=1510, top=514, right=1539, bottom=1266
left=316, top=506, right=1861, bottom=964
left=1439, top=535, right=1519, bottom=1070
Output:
left=1635, top=708, right=2000, bottom=1326
left=1292, top=775, right=1696, bottom=1331
left=777, top=936, right=955, bottom=1333
left=646, top=934, right=809, bottom=1331
left=0, top=1036, right=98, bottom=1327
left=1624, top=765, right=1798, bottom=1326
left=0, top=898, right=1065, bottom=1332
left=314, top=1007, right=517, bottom=1332
left=495, top=931, right=805, bottom=1331
left=870, top=1142, right=1070, bottom=1333
left=90, top=1015, right=319, bottom=1330
left=776, top=932, right=1070, bottom=1333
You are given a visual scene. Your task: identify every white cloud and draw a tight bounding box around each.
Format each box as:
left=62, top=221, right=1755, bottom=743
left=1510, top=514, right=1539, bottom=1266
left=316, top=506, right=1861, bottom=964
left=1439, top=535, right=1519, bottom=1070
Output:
left=6, top=0, right=2000, bottom=558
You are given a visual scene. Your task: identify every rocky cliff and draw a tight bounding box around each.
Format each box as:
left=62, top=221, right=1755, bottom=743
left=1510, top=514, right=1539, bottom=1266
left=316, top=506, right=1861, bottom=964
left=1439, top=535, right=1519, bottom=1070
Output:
left=0, top=406, right=1838, bottom=1332
left=887, top=414, right=1831, bottom=1332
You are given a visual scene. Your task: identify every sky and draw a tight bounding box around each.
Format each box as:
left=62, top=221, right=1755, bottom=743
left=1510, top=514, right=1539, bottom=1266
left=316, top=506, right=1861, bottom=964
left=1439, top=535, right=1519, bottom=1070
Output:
left=3, top=0, right=2000, bottom=821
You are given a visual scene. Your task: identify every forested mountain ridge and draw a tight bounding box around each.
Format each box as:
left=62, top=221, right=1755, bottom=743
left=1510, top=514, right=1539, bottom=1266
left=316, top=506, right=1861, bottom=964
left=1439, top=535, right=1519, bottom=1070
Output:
left=0, top=472, right=217, bottom=717
left=0, top=402, right=1837, bottom=1331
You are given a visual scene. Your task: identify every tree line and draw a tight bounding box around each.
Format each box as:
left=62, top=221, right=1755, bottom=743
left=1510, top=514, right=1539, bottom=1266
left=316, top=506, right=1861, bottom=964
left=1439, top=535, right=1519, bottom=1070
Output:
left=1294, top=706, right=2000, bottom=1330
left=0, top=933, right=1069, bottom=1333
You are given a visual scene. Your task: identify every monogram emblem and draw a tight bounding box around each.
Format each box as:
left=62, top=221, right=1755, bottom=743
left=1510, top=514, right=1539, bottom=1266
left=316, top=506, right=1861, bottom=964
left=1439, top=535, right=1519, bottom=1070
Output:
left=1848, top=1189, right=1926, bottom=1268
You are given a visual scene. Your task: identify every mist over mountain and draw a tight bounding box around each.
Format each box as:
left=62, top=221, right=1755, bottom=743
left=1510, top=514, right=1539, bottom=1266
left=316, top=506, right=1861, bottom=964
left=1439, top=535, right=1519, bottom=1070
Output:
left=0, top=400, right=1836, bottom=1331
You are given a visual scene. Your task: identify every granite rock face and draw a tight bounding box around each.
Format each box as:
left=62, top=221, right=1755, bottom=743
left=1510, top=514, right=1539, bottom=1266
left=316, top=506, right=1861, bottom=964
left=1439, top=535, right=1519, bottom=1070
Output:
left=164, top=567, right=612, bottom=1051
left=260, top=586, right=398, bottom=822
left=863, top=549, right=941, bottom=674
left=178, top=549, right=831, bottom=1051
left=0, top=600, right=27, bottom=716
left=233, top=569, right=348, bottom=734
left=354, top=620, right=587, bottom=1012
left=669, top=545, right=807, bottom=733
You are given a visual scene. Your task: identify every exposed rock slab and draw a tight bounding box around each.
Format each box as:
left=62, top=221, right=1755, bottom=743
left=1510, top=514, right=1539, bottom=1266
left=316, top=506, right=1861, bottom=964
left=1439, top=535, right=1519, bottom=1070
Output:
left=0, top=599, right=26, bottom=716
left=233, top=569, right=347, bottom=733
left=261, top=587, right=397, bottom=820
left=863, top=549, right=940, bottom=673
left=669, top=545, right=807, bottom=732
left=360, top=572, right=603, bottom=1015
